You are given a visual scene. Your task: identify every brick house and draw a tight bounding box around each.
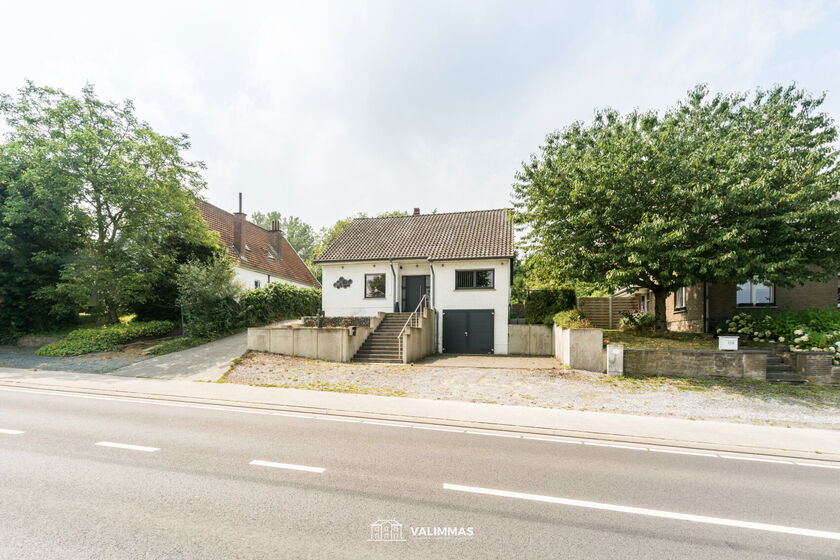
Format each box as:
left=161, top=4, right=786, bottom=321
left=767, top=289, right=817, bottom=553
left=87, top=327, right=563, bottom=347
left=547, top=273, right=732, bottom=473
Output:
left=626, top=276, right=840, bottom=333
left=198, top=199, right=320, bottom=290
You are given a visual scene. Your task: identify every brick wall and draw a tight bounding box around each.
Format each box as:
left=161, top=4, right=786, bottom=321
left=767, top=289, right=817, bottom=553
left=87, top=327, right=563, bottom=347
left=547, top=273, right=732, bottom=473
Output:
left=624, top=349, right=766, bottom=380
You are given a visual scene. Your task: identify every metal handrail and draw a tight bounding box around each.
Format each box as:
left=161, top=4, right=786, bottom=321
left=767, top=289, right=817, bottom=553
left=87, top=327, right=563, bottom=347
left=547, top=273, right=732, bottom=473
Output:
left=398, top=294, right=429, bottom=361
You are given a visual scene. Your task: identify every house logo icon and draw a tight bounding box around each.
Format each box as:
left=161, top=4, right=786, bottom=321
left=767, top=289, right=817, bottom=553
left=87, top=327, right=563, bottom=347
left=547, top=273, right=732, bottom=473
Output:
left=369, top=519, right=405, bottom=541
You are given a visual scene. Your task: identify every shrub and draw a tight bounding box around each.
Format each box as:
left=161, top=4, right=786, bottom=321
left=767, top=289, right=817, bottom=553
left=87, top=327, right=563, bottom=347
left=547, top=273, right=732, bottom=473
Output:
left=238, top=282, right=321, bottom=327
left=36, top=320, right=176, bottom=356
left=719, top=309, right=840, bottom=365
left=525, top=288, right=576, bottom=325
left=553, top=309, right=592, bottom=328
left=619, top=311, right=655, bottom=330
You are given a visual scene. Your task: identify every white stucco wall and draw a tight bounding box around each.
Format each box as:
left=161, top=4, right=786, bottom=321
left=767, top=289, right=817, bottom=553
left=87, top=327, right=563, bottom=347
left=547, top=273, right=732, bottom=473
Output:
left=431, top=258, right=511, bottom=355
left=234, top=265, right=316, bottom=291
left=321, top=257, right=511, bottom=354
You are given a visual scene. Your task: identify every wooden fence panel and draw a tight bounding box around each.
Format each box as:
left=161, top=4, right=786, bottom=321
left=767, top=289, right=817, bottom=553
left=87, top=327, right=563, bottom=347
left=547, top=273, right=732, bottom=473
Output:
left=580, top=296, right=640, bottom=329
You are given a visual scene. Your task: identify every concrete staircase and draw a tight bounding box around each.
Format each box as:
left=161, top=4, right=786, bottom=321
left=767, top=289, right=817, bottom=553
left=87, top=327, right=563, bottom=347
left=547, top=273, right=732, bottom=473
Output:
left=351, top=313, right=413, bottom=363
left=765, top=353, right=797, bottom=384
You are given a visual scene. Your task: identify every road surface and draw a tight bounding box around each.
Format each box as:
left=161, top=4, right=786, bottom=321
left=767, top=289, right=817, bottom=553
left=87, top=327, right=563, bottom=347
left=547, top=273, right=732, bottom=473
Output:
left=1, top=385, right=838, bottom=559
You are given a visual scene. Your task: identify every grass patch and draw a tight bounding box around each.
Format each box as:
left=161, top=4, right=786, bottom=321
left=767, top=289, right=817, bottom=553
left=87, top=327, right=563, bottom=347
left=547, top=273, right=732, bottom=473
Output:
left=242, top=379, right=408, bottom=397
left=36, top=320, right=176, bottom=357
left=603, top=329, right=718, bottom=351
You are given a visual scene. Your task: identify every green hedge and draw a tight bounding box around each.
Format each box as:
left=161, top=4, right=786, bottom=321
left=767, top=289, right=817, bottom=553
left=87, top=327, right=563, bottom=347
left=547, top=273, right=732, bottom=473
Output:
left=36, top=320, right=176, bottom=356
left=525, top=288, right=577, bottom=325
left=238, top=283, right=321, bottom=327
left=553, top=309, right=591, bottom=328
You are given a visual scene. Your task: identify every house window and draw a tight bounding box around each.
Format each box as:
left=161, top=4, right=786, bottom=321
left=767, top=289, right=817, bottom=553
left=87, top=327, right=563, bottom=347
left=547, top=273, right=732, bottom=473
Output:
left=639, top=293, right=650, bottom=314
left=737, top=280, right=774, bottom=306
left=455, top=269, right=494, bottom=290
left=254, top=280, right=261, bottom=289
left=365, top=273, right=386, bottom=299
left=674, top=287, right=687, bottom=310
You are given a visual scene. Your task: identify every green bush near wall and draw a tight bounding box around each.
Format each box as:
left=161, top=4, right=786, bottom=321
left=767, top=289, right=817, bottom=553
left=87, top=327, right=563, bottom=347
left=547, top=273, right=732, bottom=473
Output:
left=525, top=288, right=577, bottom=325
left=237, top=283, right=321, bottom=327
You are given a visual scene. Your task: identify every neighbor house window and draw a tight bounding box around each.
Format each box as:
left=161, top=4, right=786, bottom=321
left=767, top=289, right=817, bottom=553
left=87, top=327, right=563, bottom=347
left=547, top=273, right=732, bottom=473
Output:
left=674, top=287, right=687, bottom=310
left=737, top=280, right=774, bottom=306
left=455, top=269, right=494, bottom=290
left=254, top=280, right=261, bottom=289
left=365, top=273, right=386, bottom=298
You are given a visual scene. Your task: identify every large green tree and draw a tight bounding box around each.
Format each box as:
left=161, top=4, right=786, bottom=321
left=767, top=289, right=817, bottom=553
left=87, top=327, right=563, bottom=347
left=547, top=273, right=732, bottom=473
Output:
left=513, top=85, right=840, bottom=329
left=251, top=211, right=317, bottom=262
left=0, top=82, right=217, bottom=323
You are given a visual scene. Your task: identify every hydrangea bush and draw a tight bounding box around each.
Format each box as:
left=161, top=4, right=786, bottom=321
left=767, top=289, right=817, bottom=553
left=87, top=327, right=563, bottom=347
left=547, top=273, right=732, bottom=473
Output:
left=718, top=310, right=840, bottom=365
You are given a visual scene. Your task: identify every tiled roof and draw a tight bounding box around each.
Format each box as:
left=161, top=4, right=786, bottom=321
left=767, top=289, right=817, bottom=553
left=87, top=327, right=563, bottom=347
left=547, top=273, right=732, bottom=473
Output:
left=198, top=201, right=320, bottom=288
left=315, top=209, right=514, bottom=263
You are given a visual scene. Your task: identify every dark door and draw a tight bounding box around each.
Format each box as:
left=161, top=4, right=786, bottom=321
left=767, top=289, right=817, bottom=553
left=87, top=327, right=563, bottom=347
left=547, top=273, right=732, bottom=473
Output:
left=442, top=309, right=494, bottom=354
left=402, top=275, right=428, bottom=312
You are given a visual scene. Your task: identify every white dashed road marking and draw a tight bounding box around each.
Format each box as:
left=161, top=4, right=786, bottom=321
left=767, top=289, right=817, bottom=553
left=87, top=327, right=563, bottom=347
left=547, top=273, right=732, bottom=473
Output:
left=0, top=428, right=25, bottom=435
left=95, top=441, right=159, bottom=452
left=442, top=483, right=840, bottom=541
left=250, top=460, right=325, bottom=473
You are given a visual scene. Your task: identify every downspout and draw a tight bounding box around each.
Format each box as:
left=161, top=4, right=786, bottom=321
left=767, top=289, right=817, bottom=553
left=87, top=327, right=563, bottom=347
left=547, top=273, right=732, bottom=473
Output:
left=428, top=258, right=437, bottom=353
left=704, top=282, right=709, bottom=334
left=389, top=260, right=397, bottom=312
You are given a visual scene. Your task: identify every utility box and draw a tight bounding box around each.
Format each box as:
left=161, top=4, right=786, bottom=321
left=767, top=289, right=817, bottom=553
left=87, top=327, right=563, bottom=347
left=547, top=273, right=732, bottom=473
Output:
left=606, top=344, right=624, bottom=376
left=718, top=335, right=739, bottom=351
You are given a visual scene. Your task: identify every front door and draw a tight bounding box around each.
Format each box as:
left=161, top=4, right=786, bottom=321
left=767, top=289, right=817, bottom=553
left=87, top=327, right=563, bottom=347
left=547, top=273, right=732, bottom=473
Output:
left=402, top=275, right=429, bottom=312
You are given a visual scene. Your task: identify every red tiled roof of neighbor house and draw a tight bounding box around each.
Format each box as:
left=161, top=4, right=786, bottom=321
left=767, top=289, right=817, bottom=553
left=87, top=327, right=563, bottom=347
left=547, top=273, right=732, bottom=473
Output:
left=198, top=200, right=320, bottom=288
left=315, top=209, right=514, bottom=263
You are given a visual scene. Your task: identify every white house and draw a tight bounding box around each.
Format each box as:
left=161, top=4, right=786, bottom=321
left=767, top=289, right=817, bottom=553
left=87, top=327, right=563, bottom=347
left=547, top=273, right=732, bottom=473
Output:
left=199, top=199, right=320, bottom=290
left=315, top=208, right=514, bottom=355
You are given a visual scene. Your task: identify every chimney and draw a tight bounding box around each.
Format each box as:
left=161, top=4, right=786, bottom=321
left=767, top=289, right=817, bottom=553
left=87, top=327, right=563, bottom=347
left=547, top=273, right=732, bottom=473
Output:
left=233, top=192, right=247, bottom=256
left=269, top=219, right=284, bottom=258
left=413, top=207, right=420, bottom=215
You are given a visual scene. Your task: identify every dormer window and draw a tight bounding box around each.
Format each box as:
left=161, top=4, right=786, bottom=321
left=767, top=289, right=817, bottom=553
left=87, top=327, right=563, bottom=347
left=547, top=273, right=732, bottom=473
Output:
left=245, top=244, right=251, bottom=252
left=264, top=248, right=275, bottom=260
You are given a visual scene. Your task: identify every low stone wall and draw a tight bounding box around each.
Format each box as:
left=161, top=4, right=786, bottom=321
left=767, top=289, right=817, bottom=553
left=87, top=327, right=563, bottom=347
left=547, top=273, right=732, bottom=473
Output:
left=624, top=349, right=766, bottom=380
left=790, top=352, right=837, bottom=385
left=248, top=314, right=382, bottom=362
left=16, top=335, right=61, bottom=348
left=301, top=316, right=372, bottom=328
left=508, top=324, right=553, bottom=356
left=554, top=327, right=603, bottom=372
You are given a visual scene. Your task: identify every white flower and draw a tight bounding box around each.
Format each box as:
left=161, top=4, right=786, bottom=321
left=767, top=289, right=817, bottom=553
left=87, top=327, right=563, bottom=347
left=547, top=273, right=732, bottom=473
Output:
left=802, top=334, right=809, bottom=342
left=778, top=337, right=785, bottom=342
left=794, top=329, right=803, bottom=336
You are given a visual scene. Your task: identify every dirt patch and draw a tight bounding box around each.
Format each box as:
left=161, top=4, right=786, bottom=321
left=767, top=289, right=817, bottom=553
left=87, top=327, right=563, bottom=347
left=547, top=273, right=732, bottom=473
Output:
left=224, top=352, right=840, bottom=429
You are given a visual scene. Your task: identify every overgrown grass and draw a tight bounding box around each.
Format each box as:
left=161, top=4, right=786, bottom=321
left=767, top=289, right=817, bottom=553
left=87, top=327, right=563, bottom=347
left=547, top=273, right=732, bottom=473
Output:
left=603, top=329, right=719, bottom=351
left=36, top=320, right=176, bottom=356
left=225, top=378, right=409, bottom=397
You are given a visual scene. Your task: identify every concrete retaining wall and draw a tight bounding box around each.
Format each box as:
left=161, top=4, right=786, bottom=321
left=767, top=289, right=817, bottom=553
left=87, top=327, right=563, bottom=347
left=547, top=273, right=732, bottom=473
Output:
left=248, top=315, right=382, bottom=362
left=508, top=324, right=554, bottom=356
left=624, top=349, right=767, bottom=380
left=403, top=309, right=436, bottom=363
left=554, top=327, right=603, bottom=372
left=16, top=335, right=61, bottom=348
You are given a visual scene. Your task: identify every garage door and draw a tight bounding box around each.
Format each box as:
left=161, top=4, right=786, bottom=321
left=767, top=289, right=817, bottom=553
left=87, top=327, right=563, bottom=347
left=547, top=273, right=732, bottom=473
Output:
left=442, top=310, right=494, bottom=354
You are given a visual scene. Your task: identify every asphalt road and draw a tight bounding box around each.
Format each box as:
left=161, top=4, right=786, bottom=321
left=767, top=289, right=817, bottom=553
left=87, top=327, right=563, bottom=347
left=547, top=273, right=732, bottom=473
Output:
left=1, top=386, right=839, bottom=559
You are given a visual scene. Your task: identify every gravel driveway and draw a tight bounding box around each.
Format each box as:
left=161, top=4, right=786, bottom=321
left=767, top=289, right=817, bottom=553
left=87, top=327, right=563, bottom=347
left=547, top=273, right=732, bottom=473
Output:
left=225, top=352, right=840, bottom=429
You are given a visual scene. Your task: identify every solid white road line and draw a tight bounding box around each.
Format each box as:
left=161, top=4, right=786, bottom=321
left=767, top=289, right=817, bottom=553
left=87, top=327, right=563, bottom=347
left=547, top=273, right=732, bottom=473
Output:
left=650, top=448, right=716, bottom=458
left=316, top=416, right=361, bottom=423
left=363, top=420, right=411, bottom=428
left=249, top=460, right=325, bottom=473
left=413, top=426, right=463, bottom=433
left=466, top=430, right=521, bottom=438
left=720, top=455, right=792, bottom=465
left=0, top=428, right=25, bottom=435
left=95, top=441, right=159, bottom=452
left=442, top=483, right=840, bottom=541
left=795, top=462, right=840, bottom=470
left=584, top=441, right=647, bottom=451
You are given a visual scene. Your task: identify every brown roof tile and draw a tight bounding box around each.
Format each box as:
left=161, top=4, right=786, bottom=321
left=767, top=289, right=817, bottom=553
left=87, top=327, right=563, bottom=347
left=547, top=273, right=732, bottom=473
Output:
left=315, top=209, right=514, bottom=263
left=199, top=201, right=320, bottom=287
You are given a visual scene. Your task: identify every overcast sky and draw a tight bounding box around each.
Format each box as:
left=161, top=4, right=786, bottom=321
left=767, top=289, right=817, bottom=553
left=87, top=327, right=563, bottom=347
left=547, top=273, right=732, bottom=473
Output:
left=2, top=0, right=839, bottom=229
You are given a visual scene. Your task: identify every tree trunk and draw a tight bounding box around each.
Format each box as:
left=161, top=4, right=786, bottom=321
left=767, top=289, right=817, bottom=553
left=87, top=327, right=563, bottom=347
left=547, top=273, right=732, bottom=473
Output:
left=652, top=287, right=668, bottom=331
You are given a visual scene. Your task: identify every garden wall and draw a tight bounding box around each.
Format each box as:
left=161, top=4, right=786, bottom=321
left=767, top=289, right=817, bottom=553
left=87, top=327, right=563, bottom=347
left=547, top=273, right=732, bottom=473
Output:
left=508, top=324, right=554, bottom=356
left=403, top=308, right=436, bottom=363
left=248, top=315, right=382, bottom=362
left=623, top=349, right=767, bottom=380
left=790, top=352, right=839, bottom=386
left=554, top=327, right=603, bottom=372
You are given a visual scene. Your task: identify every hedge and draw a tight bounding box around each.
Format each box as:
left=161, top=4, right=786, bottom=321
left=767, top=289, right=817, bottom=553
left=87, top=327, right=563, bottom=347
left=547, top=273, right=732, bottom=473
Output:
left=36, top=320, right=176, bottom=357
left=525, top=288, right=577, bottom=325
left=237, top=283, right=321, bottom=327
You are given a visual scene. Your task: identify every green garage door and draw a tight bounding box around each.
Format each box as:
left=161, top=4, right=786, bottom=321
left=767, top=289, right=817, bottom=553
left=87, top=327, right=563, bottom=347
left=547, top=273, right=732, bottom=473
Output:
left=442, top=310, right=494, bottom=354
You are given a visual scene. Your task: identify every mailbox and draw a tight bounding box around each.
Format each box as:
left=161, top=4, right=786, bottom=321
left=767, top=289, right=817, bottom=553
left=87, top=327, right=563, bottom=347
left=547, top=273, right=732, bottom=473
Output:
left=718, top=335, right=739, bottom=351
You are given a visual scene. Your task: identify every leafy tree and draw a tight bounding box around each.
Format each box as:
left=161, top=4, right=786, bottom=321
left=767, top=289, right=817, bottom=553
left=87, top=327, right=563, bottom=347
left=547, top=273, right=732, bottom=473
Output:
left=513, top=84, right=840, bottom=330
left=0, top=144, right=85, bottom=341
left=0, top=82, right=216, bottom=323
left=176, top=252, right=243, bottom=339
left=251, top=211, right=317, bottom=261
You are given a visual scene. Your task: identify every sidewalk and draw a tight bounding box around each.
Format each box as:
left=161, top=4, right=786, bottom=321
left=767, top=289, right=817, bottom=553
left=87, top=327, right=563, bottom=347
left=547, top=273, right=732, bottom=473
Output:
left=1, top=365, right=839, bottom=461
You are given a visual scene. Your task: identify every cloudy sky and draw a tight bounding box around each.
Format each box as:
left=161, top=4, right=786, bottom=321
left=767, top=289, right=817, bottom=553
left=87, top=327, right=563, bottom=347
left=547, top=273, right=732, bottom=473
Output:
left=2, top=0, right=839, bottom=229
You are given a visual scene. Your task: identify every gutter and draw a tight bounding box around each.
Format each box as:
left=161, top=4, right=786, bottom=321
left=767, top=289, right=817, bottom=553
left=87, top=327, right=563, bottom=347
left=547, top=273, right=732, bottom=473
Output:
left=428, top=258, right=437, bottom=353
left=389, top=260, right=398, bottom=312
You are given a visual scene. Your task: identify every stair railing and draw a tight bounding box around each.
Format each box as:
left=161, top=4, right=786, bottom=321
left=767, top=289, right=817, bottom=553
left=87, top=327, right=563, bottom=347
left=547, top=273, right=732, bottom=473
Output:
left=398, top=294, right=429, bottom=362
